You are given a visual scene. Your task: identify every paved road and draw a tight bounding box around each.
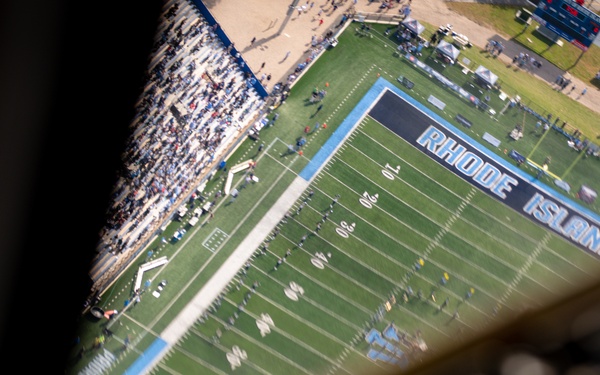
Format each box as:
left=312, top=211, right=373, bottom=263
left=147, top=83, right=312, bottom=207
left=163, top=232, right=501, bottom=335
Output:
left=489, top=33, right=565, bottom=84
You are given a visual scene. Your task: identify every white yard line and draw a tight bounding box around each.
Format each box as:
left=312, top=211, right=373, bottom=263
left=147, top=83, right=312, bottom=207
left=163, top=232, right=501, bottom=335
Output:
left=140, top=174, right=309, bottom=373
left=221, top=296, right=355, bottom=374
left=243, top=275, right=366, bottom=331
left=189, top=328, right=273, bottom=375
left=322, top=152, right=540, bottom=307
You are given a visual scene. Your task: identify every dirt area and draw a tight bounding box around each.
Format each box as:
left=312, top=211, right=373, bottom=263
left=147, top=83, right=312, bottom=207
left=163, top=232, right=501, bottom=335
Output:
left=207, top=0, right=351, bottom=91
left=207, top=0, right=599, bottom=114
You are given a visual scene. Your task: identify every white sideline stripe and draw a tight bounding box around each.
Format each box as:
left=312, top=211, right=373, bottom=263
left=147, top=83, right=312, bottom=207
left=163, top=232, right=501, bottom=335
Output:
left=159, top=177, right=309, bottom=344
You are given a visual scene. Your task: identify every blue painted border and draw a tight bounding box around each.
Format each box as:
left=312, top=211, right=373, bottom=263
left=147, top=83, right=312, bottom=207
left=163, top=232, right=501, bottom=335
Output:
left=299, top=78, right=390, bottom=181
left=123, top=337, right=168, bottom=375
left=299, top=76, right=600, bottom=224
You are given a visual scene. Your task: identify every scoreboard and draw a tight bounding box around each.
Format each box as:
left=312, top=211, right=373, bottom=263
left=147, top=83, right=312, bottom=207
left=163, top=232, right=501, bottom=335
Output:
left=532, top=0, right=600, bottom=51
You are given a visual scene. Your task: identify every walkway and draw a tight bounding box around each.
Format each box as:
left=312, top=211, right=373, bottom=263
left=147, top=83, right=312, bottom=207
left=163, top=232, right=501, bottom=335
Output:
left=207, top=0, right=598, bottom=115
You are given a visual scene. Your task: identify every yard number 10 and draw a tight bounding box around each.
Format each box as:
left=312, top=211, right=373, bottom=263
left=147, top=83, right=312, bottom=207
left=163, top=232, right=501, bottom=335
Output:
left=382, top=163, right=400, bottom=180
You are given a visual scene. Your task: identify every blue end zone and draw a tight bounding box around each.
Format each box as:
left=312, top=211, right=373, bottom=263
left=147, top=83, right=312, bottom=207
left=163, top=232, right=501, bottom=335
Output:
left=124, top=337, right=168, bottom=375
left=299, top=76, right=600, bottom=224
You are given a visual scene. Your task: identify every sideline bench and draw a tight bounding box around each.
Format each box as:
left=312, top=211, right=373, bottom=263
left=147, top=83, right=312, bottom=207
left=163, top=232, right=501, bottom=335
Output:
left=515, top=9, right=533, bottom=25
left=224, top=159, right=253, bottom=195
left=483, top=132, right=501, bottom=148
left=134, top=256, right=168, bottom=291
left=455, top=114, right=472, bottom=128
left=427, top=95, right=446, bottom=111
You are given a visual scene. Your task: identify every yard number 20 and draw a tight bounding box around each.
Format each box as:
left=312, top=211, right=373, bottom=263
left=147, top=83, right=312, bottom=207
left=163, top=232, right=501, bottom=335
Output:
left=359, top=191, right=378, bottom=209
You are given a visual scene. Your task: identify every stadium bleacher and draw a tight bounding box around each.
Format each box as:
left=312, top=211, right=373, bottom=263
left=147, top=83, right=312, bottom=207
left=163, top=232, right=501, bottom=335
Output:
left=88, top=0, right=266, bottom=299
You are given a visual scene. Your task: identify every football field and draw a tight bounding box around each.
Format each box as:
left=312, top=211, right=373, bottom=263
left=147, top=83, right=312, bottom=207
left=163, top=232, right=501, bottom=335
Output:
left=142, top=82, right=600, bottom=375
left=67, top=3, right=600, bottom=373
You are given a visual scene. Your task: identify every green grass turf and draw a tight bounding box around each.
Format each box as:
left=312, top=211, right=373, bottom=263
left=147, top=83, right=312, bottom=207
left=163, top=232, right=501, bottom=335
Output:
left=148, top=114, right=599, bottom=373
left=68, top=16, right=600, bottom=375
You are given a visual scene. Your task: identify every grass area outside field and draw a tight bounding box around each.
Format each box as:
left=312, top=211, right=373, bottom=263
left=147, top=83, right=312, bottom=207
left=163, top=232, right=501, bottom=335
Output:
left=404, top=20, right=600, bottom=143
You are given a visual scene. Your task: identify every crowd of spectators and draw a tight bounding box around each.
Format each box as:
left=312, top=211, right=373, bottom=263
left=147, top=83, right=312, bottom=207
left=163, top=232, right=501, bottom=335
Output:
left=89, top=0, right=265, bottom=290
left=511, top=51, right=542, bottom=71
left=394, top=24, right=427, bottom=57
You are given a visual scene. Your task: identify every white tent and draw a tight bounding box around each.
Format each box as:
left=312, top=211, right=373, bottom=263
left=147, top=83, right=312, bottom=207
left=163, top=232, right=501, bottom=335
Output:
left=435, top=40, right=460, bottom=62
left=401, top=17, right=425, bottom=35
left=474, top=65, right=498, bottom=86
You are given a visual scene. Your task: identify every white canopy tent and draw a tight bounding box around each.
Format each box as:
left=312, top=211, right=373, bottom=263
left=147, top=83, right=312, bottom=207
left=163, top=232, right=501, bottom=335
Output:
left=474, top=65, right=498, bottom=86
left=401, top=17, right=425, bottom=35
left=435, top=40, right=460, bottom=64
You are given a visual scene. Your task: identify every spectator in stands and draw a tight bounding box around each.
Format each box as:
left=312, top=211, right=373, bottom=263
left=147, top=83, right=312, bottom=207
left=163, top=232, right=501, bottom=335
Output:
left=91, top=0, right=265, bottom=286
